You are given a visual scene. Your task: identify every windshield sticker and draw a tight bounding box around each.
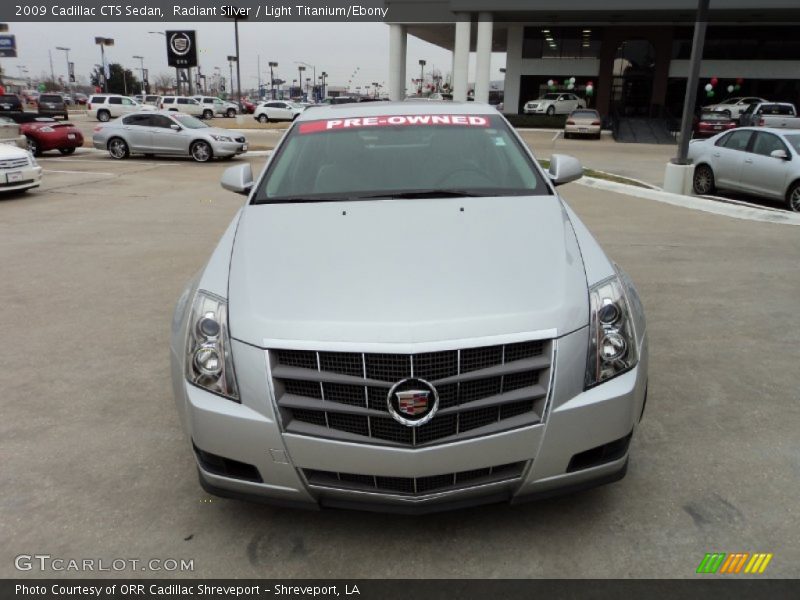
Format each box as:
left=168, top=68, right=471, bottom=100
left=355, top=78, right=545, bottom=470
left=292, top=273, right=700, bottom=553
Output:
left=298, top=114, right=490, bottom=134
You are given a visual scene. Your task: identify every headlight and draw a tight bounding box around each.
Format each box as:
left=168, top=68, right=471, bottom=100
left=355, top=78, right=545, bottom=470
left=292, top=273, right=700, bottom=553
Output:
left=39, top=126, right=55, bottom=133
left=210, top=134, right=233, bottom=142
left=585, top=275, right=639, bottom=388
left=185, top=290, right=239, bottom=401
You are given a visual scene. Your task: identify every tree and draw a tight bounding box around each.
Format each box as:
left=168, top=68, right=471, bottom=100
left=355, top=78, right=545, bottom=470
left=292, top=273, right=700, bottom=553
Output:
left=90, top=63, right=140, bottom=95
left=153, top=72, right=174, bottom=94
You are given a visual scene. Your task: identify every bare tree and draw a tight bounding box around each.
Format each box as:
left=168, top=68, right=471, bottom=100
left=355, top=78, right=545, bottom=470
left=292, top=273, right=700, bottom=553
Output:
left=153, top=72, right=174, bottom=94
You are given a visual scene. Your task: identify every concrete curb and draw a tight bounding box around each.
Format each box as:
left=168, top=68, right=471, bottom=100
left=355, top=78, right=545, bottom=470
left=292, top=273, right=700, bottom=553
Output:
left=576, top=176, right=800, bottom=226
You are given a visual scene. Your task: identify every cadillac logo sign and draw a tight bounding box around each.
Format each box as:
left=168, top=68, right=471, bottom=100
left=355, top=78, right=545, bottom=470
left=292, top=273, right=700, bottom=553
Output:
left=165, top=30, right=198, bottom=68
left=387, top=378, right=439, bottom=427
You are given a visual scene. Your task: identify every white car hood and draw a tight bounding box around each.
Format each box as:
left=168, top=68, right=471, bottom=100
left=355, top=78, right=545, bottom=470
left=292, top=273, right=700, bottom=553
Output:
left=227, top=195, right=590, bottom=347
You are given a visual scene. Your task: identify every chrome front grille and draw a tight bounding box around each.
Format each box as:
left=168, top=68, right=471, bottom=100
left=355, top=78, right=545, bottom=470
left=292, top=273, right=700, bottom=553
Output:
left=0, top=157, right=29, bottom=169
left=303, top=462, right=527, bottom=496
left=270, top=340, right=551, bottom=447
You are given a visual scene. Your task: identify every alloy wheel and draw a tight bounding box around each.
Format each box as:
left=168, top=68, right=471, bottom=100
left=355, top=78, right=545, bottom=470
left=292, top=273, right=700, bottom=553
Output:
left=789, top=186, right=800, bottom=212
left=693, top=166, right=714, bottom=195
left=108, top=139, right=128, bottom=159
left=191, top=142, right=212, bottom=162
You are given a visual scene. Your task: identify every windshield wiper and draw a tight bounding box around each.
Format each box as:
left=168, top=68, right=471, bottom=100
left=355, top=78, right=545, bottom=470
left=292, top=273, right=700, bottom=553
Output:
left=354, top=189, right=494, bottom=199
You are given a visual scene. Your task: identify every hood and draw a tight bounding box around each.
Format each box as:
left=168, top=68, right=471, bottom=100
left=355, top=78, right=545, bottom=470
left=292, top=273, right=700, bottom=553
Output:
left=204, top=127, right=243, bottom=138
left=228, top=195, right=590, bottom=347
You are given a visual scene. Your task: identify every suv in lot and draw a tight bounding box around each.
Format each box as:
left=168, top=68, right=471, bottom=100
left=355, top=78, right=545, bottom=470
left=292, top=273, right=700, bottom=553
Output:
left=739, top=102, right=800, bottom=129
left=194, top=96, right=239, bottom=118
left=160, top=96, right=205, bottom=117
left=254, top=100, right=305, bottom=123
left=89, top=94, right=144, bottom=122
left=37, top=94, right=68, bottom=120
left=0, top=93, right=24, bottom=113
left=171, top=102, right=649, bottom=513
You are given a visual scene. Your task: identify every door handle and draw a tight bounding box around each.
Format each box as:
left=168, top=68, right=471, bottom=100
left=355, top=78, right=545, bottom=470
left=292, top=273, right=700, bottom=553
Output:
left=713, top=152, right=720, bottom=157
left=745, top=158, right=753, bottom=164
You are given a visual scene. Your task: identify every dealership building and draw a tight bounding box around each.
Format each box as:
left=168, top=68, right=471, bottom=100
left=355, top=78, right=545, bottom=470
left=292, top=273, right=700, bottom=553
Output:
left=387, top=0, right=800, bottom=122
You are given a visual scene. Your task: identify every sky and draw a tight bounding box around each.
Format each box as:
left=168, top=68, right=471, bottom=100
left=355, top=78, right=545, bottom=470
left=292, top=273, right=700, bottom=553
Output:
left=3, top=22, right=506, bottom=92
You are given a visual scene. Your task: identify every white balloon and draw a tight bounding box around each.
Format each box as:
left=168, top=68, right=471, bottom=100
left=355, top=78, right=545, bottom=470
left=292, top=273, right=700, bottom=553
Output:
left=727, top=85, right=734, bottom=93
left=705, top=83, right=713, bottom=92
left=570, top=77, right=576, bottom=83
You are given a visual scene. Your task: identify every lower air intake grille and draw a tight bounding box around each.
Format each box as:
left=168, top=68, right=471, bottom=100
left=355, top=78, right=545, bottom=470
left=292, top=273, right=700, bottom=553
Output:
left=303, top=462, right=527, bottom=496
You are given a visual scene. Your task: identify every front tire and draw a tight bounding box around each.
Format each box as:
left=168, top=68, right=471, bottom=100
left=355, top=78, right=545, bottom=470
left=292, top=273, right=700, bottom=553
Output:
left=226, top=108, right=236, bottom=118
left=786, top=181, right=800, bottom=212
left=59, top=147, right=76, bottom=155
left=257, top=114, right=269, bottom=123
left=547, top=106, right=555, bottom=116
left=203, top=109, right=214, bottom=120
left=97, top=110, right=111, bottom=122
left=693, top=164, right=716, bottom=195
left=107, top=137, right=129, bottom=160
left=190, top=140, right=213, bottom=163
left=26, top=136, right=41, bottom=156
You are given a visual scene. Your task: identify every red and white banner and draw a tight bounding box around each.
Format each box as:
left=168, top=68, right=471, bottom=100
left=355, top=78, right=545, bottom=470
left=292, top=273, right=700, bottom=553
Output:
left=298, top=114, right=490, bottom=134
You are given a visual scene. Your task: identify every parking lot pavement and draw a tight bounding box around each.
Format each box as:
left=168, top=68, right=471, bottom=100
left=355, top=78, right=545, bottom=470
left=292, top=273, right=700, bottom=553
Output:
left=2, top=157, right=799, bottom=579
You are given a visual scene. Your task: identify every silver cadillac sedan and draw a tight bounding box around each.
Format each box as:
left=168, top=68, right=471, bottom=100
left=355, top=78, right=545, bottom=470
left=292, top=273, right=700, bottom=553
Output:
left=92, top=110, right=247, bottom=162
left=170, top=102, right=648, bottom=513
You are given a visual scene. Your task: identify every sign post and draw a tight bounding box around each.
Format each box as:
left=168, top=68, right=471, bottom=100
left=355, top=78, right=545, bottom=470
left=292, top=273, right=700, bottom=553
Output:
left=165, top=30, right=198, bottom=96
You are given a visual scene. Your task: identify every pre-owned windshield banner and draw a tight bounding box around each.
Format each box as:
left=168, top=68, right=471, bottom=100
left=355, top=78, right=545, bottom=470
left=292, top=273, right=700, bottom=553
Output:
left=297, top=114, right=491, bottom=134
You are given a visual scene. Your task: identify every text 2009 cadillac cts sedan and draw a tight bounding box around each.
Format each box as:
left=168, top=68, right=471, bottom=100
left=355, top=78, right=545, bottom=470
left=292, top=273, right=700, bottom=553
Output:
left=170, top=102, right=648, bottom=513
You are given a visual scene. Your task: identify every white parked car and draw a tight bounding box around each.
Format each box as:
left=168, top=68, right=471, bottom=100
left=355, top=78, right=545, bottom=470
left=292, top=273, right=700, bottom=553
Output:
left=159, top=96, right=205, bottom=118
left=524, top=93, right=584, bottom=116
left=0, top=142, right=42, bottom=193
left=194, top=96, right=239, bottom=119
left=88, top=94, right=145, bottom=122
left=689, top=127, right=800, bottom=211
left=134, top=94, right=162, bottom=108
left=254, top=101, right=305, bottom=123
left=702, top=97, right=766, bottom=120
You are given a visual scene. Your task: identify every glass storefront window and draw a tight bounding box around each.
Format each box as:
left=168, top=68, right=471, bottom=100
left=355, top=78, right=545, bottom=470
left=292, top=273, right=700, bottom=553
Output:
left=523, top=27, right=601, bottom=59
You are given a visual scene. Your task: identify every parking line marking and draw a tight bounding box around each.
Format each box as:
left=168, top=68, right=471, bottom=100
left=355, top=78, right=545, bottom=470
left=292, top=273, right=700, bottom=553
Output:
left=551, top=131, right=562, bottom=142
left=43, top=169, right=115, bottom=176
left=38, top=159, right=179, bottom=166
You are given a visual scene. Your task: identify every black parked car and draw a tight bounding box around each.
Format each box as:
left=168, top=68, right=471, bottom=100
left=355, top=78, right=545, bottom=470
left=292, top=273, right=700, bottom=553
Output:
left=37, top=94, right=68, bottom=120
left=0, top=93, right=23, bottom=112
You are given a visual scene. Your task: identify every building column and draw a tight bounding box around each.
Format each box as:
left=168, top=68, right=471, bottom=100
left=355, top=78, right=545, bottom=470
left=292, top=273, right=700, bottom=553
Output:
left=388, top=24, right=407, bottom=101
left=503, top=24, right=523, bottom=113
left=452, top=15, right=471, bottom=102
left=474, top=12, right=493, bottom=103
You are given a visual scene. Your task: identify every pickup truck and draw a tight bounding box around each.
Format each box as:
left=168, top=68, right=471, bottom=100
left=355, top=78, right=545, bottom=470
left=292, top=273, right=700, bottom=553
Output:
left=739, top=102, right=800, bottom=129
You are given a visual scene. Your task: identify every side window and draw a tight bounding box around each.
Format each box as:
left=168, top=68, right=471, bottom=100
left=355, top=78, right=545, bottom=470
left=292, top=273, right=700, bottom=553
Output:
left=108, top=97, right=122, bottom=105
left=123, top=114, right=151, bottom=126
left=122, top=98, right=134, bottom=105
left=91, top=96, right=106, bottom=103
left=719, top=130, right=753, bottom=151
left=150, top=115, right=175, bottom=129
left=751, top=133, right=787, bottom=157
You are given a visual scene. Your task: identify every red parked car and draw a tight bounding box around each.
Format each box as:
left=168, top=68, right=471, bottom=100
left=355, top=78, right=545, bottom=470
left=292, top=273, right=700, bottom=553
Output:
left=8, top=113, right=83, bottom=155
left=693, top=111, right=737, bottom=139
left=241, top=99, right=256, bottom=114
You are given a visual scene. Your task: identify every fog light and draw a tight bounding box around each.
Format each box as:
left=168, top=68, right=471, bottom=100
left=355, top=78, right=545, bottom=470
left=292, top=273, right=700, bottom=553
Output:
left=194, top=344, right=222, bottom=376
left=598, top=302, right=620, bottom=325
left=601, top=332, right=627, bottom=361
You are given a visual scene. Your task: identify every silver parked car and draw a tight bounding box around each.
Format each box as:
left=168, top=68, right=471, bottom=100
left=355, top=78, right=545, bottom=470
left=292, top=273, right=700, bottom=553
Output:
left=524, top=93, right=584, bottom=116
left=170, top=102, right=648, bottom=512
left=92, top=111, right=248, bottom=162
left=689, top=127, right=800, bottom=211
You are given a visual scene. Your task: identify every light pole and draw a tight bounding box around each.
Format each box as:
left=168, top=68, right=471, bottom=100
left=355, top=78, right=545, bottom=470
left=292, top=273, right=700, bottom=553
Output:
left=224, top=10, right=247, bottom=107
left=227, top=55, right=237, bottom=100
left=132, top=55, right=145, bottom=94
left=268, top=61, right=278, bottom=100
left=297, top=65, right=306, bottom=100
left=319, top=71, right=328, bottom=100
left=94, top=37, right=114, bottom=92
left=418, top=59, right=426, bottom=94
left=55, top=47, right=71, bottom=87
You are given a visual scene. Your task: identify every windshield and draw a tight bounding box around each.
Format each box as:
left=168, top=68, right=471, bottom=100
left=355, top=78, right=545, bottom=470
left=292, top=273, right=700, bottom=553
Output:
left=254, top=113, right=546, bottom=203
left=784, top=135, right=800, bottom=155
left=173, top=114, right=209, bottom=129
left=700, top=112, right=731, bottom=121
left=541, top=94, right=560, bottom=100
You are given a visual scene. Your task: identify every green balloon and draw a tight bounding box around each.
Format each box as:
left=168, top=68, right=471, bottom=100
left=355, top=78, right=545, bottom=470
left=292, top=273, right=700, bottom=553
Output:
left=708, top=90, right=715, bottom=97
left=734, top=85, right=741, bottom=91
left=38, top=83, right=46, bottom=92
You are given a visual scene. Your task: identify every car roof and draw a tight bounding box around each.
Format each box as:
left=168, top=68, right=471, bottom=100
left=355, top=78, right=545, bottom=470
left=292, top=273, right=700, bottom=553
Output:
left=295, top=101, right=498, bottom=122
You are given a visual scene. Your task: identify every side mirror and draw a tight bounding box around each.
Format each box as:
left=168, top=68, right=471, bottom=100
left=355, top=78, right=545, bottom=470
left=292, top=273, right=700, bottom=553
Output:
left=170, top=124, right=181, bottom=131
left=770, top=149, right=789, bottom=160
left=548, top=154, right=584, bottom=186
left=221, top=163, right=253, bottom=195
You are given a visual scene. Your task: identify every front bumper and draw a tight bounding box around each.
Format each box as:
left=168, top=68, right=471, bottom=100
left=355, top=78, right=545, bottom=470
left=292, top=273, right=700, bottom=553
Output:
left=0, top=164, right=42, bottom=192
left=171, top=327, right=648, bottom=513
left=210, top=139, right=248, bottom=157
left=524, top=106, right=548, bottom=114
